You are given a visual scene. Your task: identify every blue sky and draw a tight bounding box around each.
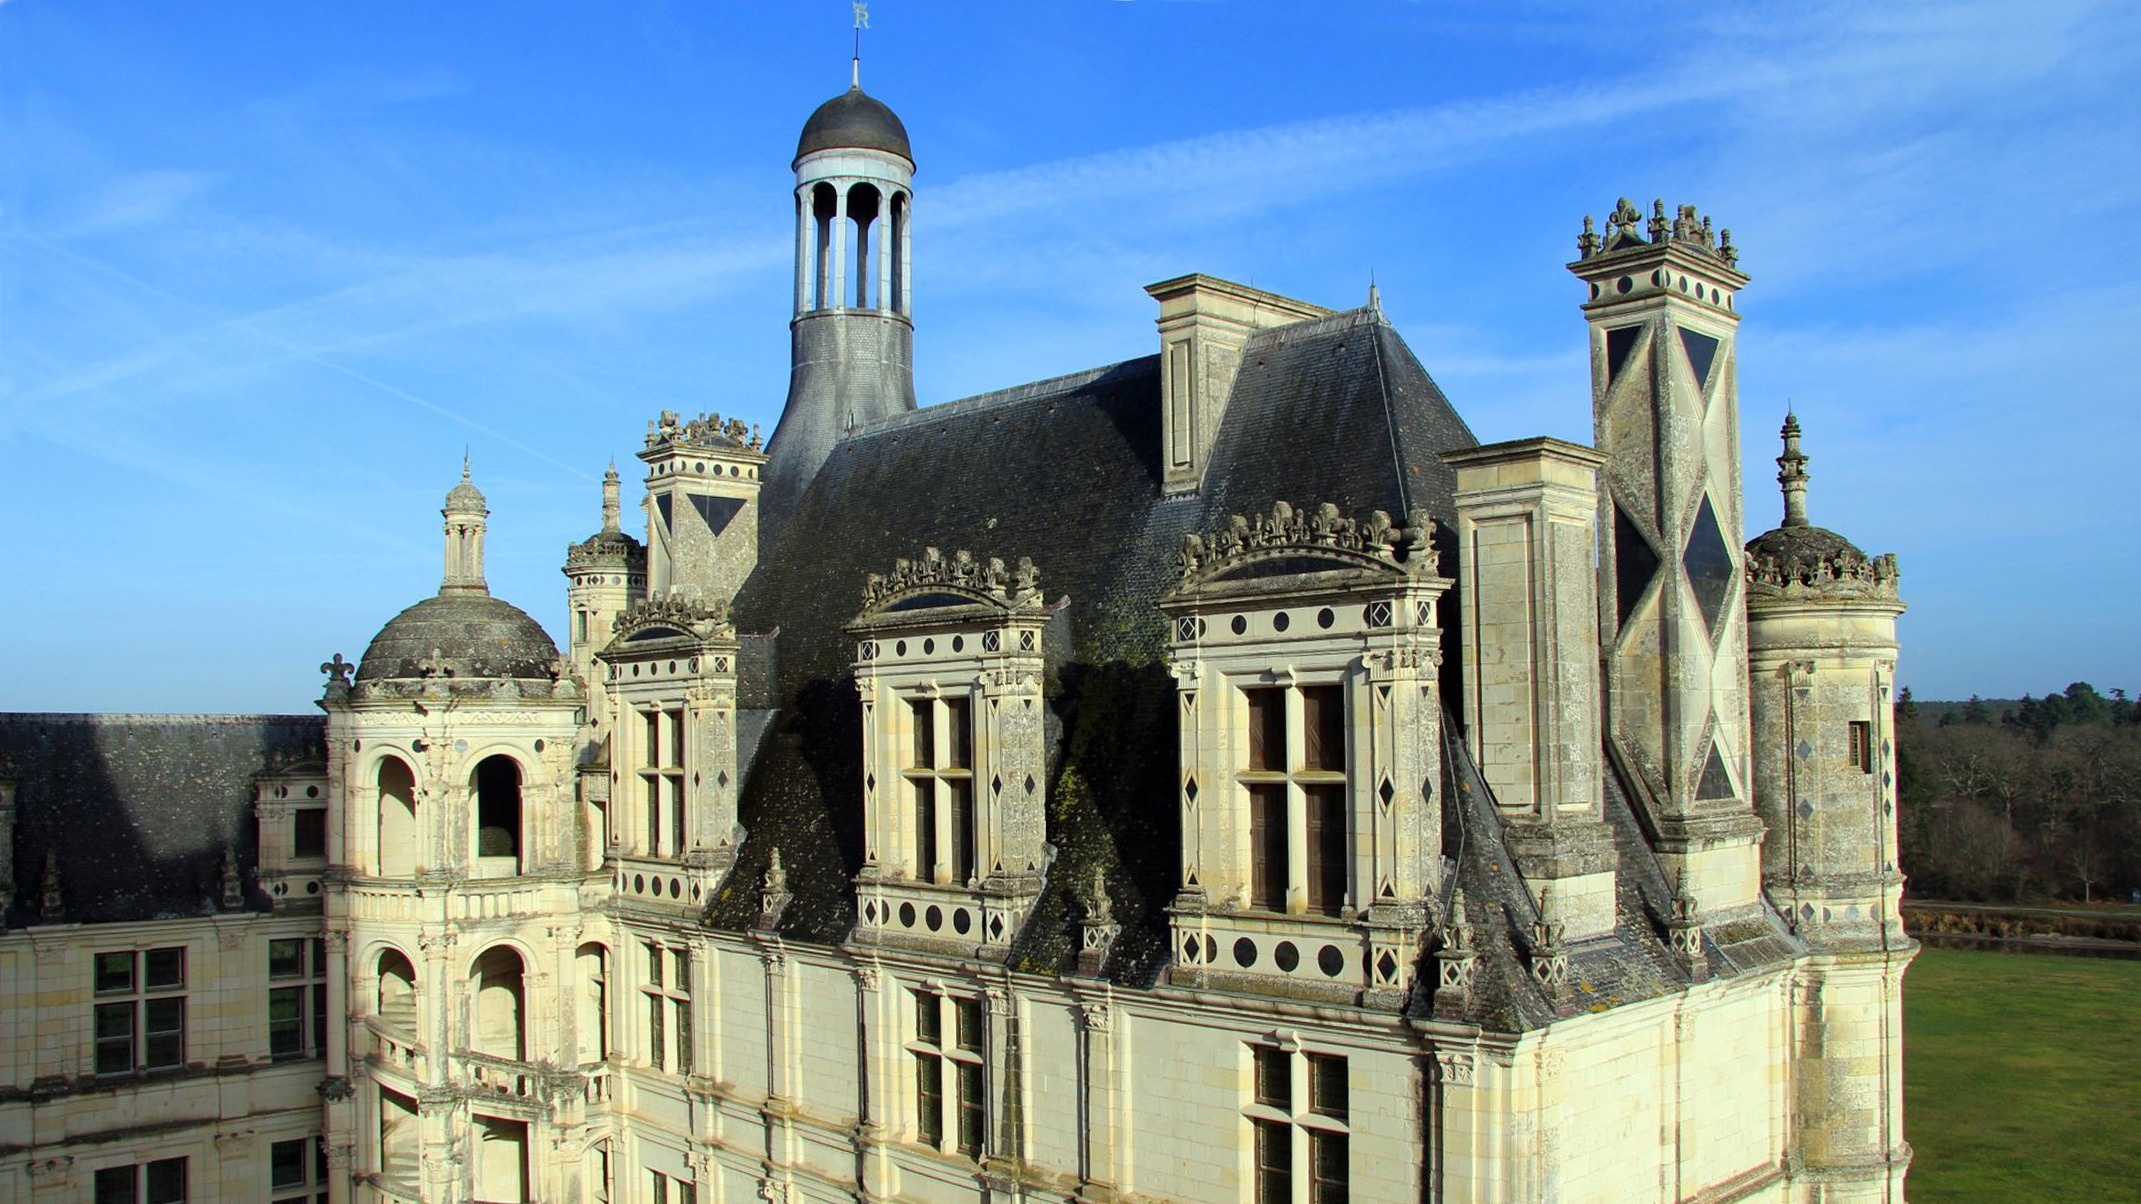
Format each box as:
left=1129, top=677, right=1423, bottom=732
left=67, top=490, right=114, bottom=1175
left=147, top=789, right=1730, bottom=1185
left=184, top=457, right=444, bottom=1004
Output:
left=3, top=0, right=2136, bottom=712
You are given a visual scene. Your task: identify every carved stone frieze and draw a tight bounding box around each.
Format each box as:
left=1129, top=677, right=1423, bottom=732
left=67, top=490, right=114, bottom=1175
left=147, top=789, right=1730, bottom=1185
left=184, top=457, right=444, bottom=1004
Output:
left=1174, top=500, right=1437, bottom=585
left=645, top=408, right=762, bottom=454
left=860, top=546, right=1043, bottom=612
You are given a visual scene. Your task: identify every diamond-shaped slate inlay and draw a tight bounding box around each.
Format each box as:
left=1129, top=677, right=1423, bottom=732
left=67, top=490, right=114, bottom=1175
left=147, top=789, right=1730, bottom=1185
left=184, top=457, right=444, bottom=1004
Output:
left=1614, top=506, right=1661, bottom=630
left=1377, top=776, right=1395, bottom=810
left=1683, top=494, right=1736, bottom=636
left=1376, top=950, right=1400, bottom=983
left=1696, top=743, right=1736, bottom=801
left=1679, top=327, right=1720, bottom=390
left=982, top=630, right=1000, bottom=652
left=1606, top=324, right=1643, bottom=388
left=1023, top=774, right=1036, bottom=795
left=1184, top=775, right=1199, bottom=805
left=991, top=774, right=1002, bottom=797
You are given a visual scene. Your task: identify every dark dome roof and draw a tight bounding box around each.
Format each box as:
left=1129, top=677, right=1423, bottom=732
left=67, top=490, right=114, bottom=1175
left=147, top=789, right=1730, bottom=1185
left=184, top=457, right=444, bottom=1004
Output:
left=1745, top=523, right=1865, bottom=565
left=795, top=86, right=912, bottom=165
left=356, top=593, right=560, bottom=683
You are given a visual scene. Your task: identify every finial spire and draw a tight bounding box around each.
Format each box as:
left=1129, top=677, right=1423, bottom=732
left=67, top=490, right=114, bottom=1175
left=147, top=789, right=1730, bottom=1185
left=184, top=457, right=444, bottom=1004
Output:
left=1367, top=275, right=1382, bottom=318
left=601, top=461, right=622, bottom=535
left=852, top=1, right=869, bottom=87
left=1777, top=409, right=1810, bottom=528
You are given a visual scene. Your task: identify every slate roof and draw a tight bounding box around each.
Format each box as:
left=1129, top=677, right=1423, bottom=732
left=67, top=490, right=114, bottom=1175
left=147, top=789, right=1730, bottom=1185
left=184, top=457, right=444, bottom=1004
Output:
left=715, top=307, right=1482, bottom=984
left=0, top=714, right=324, bottom=925
left=356, top=592, right=561, bottom=683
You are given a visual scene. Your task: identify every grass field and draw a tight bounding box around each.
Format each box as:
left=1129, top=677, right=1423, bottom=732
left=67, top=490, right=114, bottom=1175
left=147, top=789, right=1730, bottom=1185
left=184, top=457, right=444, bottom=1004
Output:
left=1905, top=947, right=2141, bottom=1201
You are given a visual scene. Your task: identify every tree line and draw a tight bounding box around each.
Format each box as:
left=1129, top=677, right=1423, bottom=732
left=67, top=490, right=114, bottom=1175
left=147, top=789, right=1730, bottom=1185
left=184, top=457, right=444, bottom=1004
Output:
left=1898, top=682, right=2141, bottom=904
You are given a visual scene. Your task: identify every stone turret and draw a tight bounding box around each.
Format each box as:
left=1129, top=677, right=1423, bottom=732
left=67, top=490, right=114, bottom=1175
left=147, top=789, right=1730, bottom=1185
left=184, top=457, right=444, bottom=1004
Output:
left=1744, top=412, right=1913, bottom=1200
left=761, top=72, right=918, bottom=539
left=1569, top=199, right=1762, bottom=918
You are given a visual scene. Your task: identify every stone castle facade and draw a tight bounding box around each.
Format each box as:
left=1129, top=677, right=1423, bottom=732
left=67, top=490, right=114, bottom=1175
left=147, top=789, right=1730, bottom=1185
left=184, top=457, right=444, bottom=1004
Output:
left=0, top=74, right=1912, bottom=1204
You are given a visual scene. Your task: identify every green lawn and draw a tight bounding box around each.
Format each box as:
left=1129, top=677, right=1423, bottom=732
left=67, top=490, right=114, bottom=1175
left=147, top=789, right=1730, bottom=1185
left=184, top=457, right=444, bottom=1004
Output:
left=1905, top=947, right=2141, bottom=1201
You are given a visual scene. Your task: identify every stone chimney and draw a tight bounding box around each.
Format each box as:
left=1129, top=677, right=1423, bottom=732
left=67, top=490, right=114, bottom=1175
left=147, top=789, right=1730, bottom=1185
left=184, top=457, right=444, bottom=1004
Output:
left=1145, top=275, right=1329, bottom=495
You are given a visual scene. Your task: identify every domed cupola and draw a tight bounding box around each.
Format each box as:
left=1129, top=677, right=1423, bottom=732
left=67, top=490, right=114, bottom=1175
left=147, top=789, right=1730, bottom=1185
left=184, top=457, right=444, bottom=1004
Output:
left=353, top=463, right=563, bottom=690
left=795, top=84, right=912, bottom=168
left=1744, top=412, right=1898, bottom=598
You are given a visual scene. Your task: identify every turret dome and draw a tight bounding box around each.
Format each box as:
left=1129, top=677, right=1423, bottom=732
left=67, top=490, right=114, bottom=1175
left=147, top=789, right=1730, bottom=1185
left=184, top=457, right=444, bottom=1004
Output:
left=356, top=593, right=559, bottom=684
left=795, top=85, right=912, bottom=166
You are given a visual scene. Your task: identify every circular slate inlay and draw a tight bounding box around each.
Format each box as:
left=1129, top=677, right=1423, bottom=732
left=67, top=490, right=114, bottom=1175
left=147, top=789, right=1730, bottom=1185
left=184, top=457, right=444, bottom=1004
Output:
left=1231, top=615, right=1248, bottom=636
left=1318, top=945, right=1345, bottom=977
left=1274, top=941, right=1300, bottom=972
left=1233, top=938, right=1258, bottom=968
left=953, top=909, right=972, bottom=935
left=925, top=905, right=944, bottom=932
left=1317, top=607, right=1335, bottom=629
left=899, top=902, right=917, bottom=928
left=1273, top=612, right=1290, bottom=633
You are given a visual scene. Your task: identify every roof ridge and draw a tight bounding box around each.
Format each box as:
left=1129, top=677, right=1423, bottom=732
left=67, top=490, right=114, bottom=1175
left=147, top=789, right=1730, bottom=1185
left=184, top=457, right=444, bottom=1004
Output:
left=1243, top=305, right=1385, bottom=348
left=850, top=355, right=1159, bottom=437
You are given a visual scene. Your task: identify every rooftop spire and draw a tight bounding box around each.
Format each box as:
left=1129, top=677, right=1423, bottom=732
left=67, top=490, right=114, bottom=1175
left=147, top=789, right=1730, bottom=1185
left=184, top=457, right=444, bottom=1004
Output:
left=1777, top=410, right=1810, bottom=528
left=441, top=461, right=490, bottom=594
left=852, top=0, right=868, bottom=87
left=601, top=461, right=622, bottom=535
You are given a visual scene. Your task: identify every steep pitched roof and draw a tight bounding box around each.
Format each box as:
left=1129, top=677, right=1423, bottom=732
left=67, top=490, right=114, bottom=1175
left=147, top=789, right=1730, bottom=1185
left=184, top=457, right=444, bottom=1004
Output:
left=0, top=714, right=324, bottom=925
left=716, top=308, right=1481, bottom=984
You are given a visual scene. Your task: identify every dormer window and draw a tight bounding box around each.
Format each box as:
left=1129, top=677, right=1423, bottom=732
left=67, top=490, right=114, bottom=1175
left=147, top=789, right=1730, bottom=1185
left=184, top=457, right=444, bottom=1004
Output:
left=1162, top=502, right=1449, bottom=1006
left=849, top=548, right=1055, bottom=961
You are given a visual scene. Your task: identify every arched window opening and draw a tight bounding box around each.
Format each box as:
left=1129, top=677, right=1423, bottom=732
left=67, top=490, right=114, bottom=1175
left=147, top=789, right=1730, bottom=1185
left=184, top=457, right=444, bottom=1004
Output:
left=471, top=946, right=527, bottom=1062
left=890, top=190, right=908, bottom=316
left=576, top=943, right=610, bottom=1064
left=377, top=757, right=419, bottom=877
left=377, top=949, right=418, bottom=1035
left=848, top=183, right=882, bottom=309
left=812, top=183, right=838, bottom=311
left=473, top=755, right=522, bottom=874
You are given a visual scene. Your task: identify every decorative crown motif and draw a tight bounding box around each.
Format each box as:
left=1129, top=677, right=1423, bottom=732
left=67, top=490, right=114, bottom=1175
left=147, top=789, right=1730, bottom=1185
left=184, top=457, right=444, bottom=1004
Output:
left=1746, top=545, right=1900, bottom=600
left=612, top=592, right=736, bottom=640
left=860, top=547, right=1043, bottom=610
left=1174, top=500, right=1437, bottom=585
left=1580, top=197, right=1737, bottom=267
left=645, top=409, right=763, bottom=453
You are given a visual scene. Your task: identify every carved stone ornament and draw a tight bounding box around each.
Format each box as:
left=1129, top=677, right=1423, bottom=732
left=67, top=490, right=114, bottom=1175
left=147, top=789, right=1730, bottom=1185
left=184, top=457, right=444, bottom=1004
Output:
left=860, top=547, right=1044, bottom=613
left=1528, top=891, right=1571, bottom=996
left=757, top=846, right=793, bottom=932
left=1667, top=887, right=1709, bottom=980
left=1581, top=197, right=1737, bottom=267
left=37, top=850, right=62, bottom=923
left=218, top=849, right=245, bottom=910
left=1434, top=1050, right=1476, bottom=1086
left=320, top=653, right=355, bottom=700
left=1173, top=500, right=1437, bottom=587
left=1432, top=886, right=1480, bottom=1020
left=612, top=592, right=736, bottom=642
left=1746, top=545, right=1901, bottom=600
left=646, top=408, right=763, bottom=454
left=319, top=1076, right=355, bottom=1102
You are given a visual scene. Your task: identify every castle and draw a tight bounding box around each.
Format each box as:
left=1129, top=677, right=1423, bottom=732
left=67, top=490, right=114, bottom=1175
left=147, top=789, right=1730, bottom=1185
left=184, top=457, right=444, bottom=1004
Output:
left=0, top=71, right=1914, bottom=1204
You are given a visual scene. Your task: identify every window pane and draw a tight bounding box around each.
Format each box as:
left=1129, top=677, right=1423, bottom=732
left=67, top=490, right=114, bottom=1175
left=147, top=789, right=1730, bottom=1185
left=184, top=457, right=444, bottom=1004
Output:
left=915, top=1053, right=943, bottom=1145
left=94, top=1166, right=135, bottom=1204
left=910, top=700, right=935, bottom=769
left=669, top=774, right=687, bottom=853
left=270, top=987, right=303, bottom=1058
left=1305, top=785, right=1347, bottom=916
left=957, top=1061, right=985, bottom=1155
left=145, top=1156, right=187, bottom=1204
left=1254, top=1119, right=1292, bottom=1204
left=643, top=711, right=661, bottom=771
left=667, top=709, right=686, bottom=769
left=294, top=809, right=327, bottom=858
left=1249, top=784, right=1288, bottom=910
left=271, top=1139, right=308, bottom=1189
left=650, top=1172, right=668, bottom=1204
left=1308, top=1054, right=1349, bottom=1119
left=95, top=952, right=135, bottom=994
left=647, top=994, right=665, bottom=1069
left=1303, top=685, right=1345, bottom=772
left=1246, top=688, right=1285, bottom=771
left=950, top=780, right=976, bottom=884
left=674, top=998, right=693, bottom=1072
left=914, top=991, right=941, bottom=1046
left=1310, top=1129, right=1349, bottom=1204
left=95, top=1002, right=134, bottom=1074
left=312, top=984, right=329, bottom=1053
left=955, top=997, right=984, bottom=1052
left=915, top=779, right=937, bottom=879
left=143, top=998, right=184, bottom=1068
left=944, top=697, right=971, bottom=769
left=270, top=939, right=305, bottom=979
left=671, top=949, right=691, bottom=993
left=677, top=1184, right=697, bottom=1204
left=145, top=947, right=185, bottom=990
left=1254, top=1046, right=1291, bottom=1109
left=645, top=943, right=663, bottom=988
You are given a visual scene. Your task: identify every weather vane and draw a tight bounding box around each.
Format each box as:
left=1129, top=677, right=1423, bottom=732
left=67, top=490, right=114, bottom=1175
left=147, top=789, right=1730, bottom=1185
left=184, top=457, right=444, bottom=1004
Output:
left=852, top=1, right=869, bottom=84
left=854, top=2, right=869, bottom=31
